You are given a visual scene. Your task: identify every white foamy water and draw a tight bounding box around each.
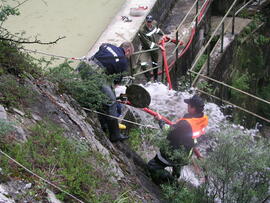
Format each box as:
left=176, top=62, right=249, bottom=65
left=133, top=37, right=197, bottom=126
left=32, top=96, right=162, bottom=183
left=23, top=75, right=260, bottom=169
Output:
left=116, top=82, right=260, bottom=187
left=116, top=82, right=259, bottom=136
left=116, top=82, right=228, bottom=133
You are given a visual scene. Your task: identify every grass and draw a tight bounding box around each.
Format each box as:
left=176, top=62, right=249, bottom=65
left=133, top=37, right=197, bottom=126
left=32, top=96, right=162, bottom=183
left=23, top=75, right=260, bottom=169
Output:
left=0, top=120, right=117, bottom=202
left=0, top=74, right=36, bottom=108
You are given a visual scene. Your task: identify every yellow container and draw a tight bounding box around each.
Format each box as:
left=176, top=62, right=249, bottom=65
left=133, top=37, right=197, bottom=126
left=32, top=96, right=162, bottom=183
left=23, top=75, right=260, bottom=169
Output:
left=119, top=123, right=127, bottom=130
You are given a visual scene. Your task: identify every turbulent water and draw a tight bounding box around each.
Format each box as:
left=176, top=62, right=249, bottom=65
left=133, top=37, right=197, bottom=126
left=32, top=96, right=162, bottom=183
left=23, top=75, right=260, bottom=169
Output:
left=116, top=82, right=259, bottom=135
left=116, top=82, right=259, bottom=186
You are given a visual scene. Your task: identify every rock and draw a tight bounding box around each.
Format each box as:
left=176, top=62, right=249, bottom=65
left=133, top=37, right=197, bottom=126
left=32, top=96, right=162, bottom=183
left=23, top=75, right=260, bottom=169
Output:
left=23, top=183, right=32, bottom=190
left=12, top=108, right=25, bottom=117
left=46, top=189, right=62, bottom=203
left=31, top=113, right=42, bottom=121
left=14, top=126, right=27, bottom=142
left=0, top=185, right=15, bottom=203
left=0, top=105, right=7, bottom=120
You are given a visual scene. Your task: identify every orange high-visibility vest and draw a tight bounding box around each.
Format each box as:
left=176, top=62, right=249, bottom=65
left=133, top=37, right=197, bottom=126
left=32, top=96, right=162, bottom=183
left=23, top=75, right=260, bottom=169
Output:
left=177, top=115, right=208, bottom=139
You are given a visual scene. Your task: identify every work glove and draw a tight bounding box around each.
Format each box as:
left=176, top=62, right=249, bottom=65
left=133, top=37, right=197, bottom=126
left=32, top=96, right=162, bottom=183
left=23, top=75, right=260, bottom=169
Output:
left=116, top=93, right=127, bottom=101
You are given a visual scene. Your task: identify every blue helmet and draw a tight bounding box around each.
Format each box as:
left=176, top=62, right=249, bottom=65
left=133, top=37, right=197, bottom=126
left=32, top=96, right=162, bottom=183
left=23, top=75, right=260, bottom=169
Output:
left=146, top=15, right=153, bottom=22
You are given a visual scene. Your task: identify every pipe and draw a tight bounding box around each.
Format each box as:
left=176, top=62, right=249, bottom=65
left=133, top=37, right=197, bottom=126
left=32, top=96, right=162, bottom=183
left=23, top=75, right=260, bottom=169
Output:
left=160, top=38, right=173, bottom=89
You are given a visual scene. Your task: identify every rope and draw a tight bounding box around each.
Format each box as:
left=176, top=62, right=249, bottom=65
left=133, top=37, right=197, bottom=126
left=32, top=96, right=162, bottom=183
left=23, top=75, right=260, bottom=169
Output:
left=196, top=89, right=270, bottom=123
left=189, top=70, right=270, bottom=105
left=133, top=65, right=162, bottom=77
left=22, top=48, right=86, bottom=61
left=235, top=0, right=255, bottom=15
left=191, top=0, right=258, bottom=86
left=0, top=150, right=85, bottom=203
left=82, top=107, right=159, bottom=129
left=132, top=47, right=160, bottom=55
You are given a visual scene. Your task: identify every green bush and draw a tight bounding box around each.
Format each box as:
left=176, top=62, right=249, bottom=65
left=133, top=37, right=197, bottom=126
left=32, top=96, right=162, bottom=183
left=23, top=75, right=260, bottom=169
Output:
left=160, top=128, right=270, bottom=203
left=0, top=74, right=36, bottom=108
left=127, top=128, right=143, bottom=151
left=47, top=61, right=113, bottom=110
left=231, top=71, right=250, bottom=100
left=0, top=121, right=114, bottom=202
left=161, top=182, right=208, bottom=203
left=0, top=41, right=41, bottom=77
left=199, top=128, right=270, bottom=202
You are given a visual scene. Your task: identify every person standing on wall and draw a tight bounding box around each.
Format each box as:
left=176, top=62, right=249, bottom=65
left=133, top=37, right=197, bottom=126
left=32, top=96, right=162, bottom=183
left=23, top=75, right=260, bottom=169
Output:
left=147, top=95, right=208, bottom=184
left=138, top=15, right=164, bottom=81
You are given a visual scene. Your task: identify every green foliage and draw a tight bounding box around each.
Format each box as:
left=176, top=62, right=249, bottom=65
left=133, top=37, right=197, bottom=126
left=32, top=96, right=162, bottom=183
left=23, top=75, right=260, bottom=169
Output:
left=0, top=2, right=20, bottom=22
left=0, top=74, right=36, bottom=108
left=161, top=182, right=208, bottom=203
left=47, top=61, right=111, bottom=110
left=159, top=127, right=270, bottom=203
left=255, top=34, right=270, bottom=46
left=113, top=191, right=136, bottom=203
left=197, top=81, right=214, bottom=94
left=0, top=119, right=14, bottom=136
left=231, top=71, right=249, bottom=99
left=127, top=128, right=143, bottom=151
left=0, top=121, right=114, bottom=202
left=0, top=0, right=20, bottom=22
left=199, top=128, right=270, bottom=202
left=0, top=41, right=42, bottom=77
left=194, top=54, right=207, bottom=73
left=152, top=128, right=190, bottom=166
left=159, top=138, right=190, bottom=166
left=258, top=83, right=270, bottom=119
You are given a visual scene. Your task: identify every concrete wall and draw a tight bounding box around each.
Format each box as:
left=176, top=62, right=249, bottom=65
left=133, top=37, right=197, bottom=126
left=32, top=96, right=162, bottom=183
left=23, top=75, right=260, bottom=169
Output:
left=169, top=2, right=213, bottom=89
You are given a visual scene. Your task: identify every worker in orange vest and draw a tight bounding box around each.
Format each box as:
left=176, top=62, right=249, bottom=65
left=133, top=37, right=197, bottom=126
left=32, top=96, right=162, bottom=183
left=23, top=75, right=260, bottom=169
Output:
left=148, top=95, right=208, bottom=184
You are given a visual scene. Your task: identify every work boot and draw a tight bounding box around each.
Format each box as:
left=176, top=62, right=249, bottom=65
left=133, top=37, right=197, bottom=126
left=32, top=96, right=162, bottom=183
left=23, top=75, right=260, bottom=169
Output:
left=152, top=63, right=158, bottom=81
left=110, top=134, right=129, bottom=142
left=140, top=62, right=151, bottom=81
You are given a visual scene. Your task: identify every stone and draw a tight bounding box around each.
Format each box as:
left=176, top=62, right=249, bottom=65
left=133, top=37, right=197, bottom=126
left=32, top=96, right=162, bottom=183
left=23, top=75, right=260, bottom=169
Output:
left=46, top=189, right=62, bottom=203
left=0, top=105, right=7, bottom=120
left=31, top=113, right=42, bottom=121
left=14, top=126, right=27, bottom=142
left=0, top=185, right=15, bottom=203
left=12, top=108, right=25, bottom=117
left=23, top=183, right=32, bottom=190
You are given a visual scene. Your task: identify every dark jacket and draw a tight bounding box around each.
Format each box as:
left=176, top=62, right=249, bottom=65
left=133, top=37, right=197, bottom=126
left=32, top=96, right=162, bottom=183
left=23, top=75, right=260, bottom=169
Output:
left=93, top=43, right=128, bottom=75
left=160, top=113, right=204, bottom=165
left=138, top=23, right=163, bottom=50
